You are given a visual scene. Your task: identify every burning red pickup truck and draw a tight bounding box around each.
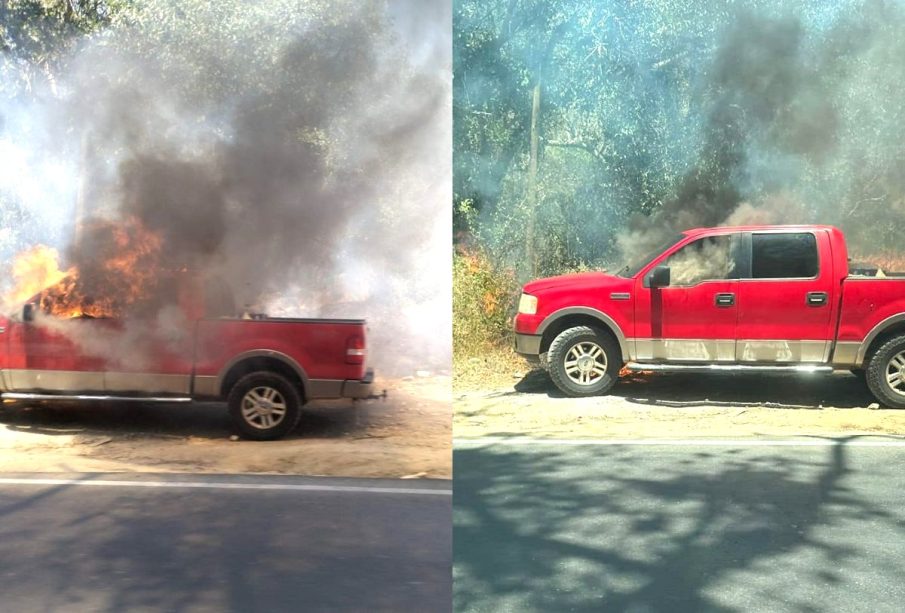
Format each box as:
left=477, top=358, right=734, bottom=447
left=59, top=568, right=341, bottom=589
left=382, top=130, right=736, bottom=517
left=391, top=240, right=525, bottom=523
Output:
left=0, top=271, right=376, bottom=440
left=514, top=224, right=905, bottom=408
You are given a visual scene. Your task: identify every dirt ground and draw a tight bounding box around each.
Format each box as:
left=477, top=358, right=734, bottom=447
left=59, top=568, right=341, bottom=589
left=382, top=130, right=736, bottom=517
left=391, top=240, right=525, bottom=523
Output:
left=0, top=376, right=450, bottom=478
left=455, top=367, right=905, bottom=438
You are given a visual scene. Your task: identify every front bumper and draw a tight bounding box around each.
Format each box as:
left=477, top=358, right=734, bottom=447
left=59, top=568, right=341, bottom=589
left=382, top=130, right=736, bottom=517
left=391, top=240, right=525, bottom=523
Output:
left=341, top=368, right=376, bottom=399
left=514, top=333, right=542, bottom=357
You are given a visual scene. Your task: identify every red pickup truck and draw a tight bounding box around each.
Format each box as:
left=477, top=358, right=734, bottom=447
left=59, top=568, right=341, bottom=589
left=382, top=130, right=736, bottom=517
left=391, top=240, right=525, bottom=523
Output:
left=514, top=225, right=905, bottom=408
left=0, top=275, right=375, bottom=440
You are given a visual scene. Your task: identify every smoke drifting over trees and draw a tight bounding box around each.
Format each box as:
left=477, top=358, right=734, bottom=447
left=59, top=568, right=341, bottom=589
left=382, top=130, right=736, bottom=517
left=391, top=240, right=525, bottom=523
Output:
left=1, top=0, right=451, bottom=372
left=455, top=0, right=905, bottom=277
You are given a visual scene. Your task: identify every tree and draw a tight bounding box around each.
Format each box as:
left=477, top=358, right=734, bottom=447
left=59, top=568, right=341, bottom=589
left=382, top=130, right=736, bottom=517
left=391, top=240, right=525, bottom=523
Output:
left=456, top=0, right=905, bottom=279
left=0, top=0, right=116, bottom=96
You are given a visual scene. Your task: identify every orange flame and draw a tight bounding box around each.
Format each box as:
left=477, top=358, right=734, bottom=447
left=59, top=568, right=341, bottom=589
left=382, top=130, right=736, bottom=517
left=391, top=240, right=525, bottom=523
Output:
left=5, top=218, right=166, bottom=319
left=2, top=245, right=72, bottom=308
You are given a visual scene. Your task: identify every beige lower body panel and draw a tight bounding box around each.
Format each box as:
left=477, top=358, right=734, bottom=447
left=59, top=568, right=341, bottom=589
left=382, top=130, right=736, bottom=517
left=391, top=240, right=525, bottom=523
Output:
left=831, top=341, right=862, bottom=368
left=193, top=375, right=219, bottom=397
left=629, top=339, right=831, bottom=364
left=514, top=333, right=543, bottom=355
left=310, top=370, right=375, bottom=400
left=2, top=370, right=190, bottom=394
left=7, top=370, right=105, bottom=392
left=307, top=379, right=344, bottom=399
left=105, top=372, right=191, bottom=395
left=736, top=340, right=829, bottom=363
left=192, top=376, right=373, bottom=401
left=632, top=339, right=735, bottom=362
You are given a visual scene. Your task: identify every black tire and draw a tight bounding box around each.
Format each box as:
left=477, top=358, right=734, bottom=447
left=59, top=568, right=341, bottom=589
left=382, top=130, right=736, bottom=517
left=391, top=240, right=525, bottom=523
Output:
left=865, top=335, right=905, bottom=409
left=227, top=371, right=303, bottom=440
left=547, top=325, right=622, bottom=397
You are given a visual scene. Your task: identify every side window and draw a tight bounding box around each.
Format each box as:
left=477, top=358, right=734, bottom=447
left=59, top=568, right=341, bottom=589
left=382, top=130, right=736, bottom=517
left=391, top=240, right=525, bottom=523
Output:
left=751, top=233, right=818, bottom=279
left=666, top=235, right=736, bottom=286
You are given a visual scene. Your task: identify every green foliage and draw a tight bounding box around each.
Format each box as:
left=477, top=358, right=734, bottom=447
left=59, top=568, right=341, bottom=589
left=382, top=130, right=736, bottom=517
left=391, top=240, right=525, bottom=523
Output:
left=453, top=246, right=518, bottom=357
left=0, top=0, right=118, bottom=95
left=453, top=0, right=719, bottom=277
left=104, top=1, right=382, bottom=105
left=455, top=0, right=905, bottom=281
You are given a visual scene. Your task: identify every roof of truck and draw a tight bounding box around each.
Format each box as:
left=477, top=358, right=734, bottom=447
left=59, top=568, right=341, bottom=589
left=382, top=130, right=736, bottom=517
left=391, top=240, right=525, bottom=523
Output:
left=682, top=224, right=840, bottom=238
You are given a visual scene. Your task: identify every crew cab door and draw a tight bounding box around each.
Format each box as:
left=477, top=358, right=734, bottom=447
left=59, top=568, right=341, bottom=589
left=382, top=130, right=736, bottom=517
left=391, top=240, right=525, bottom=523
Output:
left=735, top=230, right=835, bottom=363
left=99, top=274, right=199, bottom=395
left=634, top=233, right=741, bottom=361
left=3, top=309, right=108, bottom=391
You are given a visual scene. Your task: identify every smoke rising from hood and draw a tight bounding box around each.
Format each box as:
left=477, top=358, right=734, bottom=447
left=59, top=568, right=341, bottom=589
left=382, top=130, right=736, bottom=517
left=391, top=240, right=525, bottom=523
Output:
left=1, top=1, right=451, bottom=374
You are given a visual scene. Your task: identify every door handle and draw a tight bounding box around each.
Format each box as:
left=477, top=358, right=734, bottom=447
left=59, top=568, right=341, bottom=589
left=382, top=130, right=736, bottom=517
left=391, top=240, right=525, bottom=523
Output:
left=807, top=291, right=828, bottom=306
left=715, top=293, right=735, bottom=307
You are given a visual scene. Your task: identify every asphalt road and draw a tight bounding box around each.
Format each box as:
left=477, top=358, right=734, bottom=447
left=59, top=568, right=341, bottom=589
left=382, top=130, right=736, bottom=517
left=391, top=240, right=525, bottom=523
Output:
left=0, top=473, right=451, bottom=612
left=454, top=438, right=905, bottom=613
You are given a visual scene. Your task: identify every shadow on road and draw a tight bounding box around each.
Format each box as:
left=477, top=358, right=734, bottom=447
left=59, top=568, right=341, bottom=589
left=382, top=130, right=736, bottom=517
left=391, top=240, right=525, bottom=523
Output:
left=0, top=474, right=451, bottom=611
left=511, top=368, right=876, bottom=410
left=0, top=400, right=377, bottom=441
left=454, top=436, right=904, bottom=611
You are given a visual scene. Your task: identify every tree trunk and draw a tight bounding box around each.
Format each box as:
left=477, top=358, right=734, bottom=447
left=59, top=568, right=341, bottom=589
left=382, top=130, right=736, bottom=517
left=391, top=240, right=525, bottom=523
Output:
left=525, top=79, right=541, bottom=278
left=73, top=131, right=89, bottom=249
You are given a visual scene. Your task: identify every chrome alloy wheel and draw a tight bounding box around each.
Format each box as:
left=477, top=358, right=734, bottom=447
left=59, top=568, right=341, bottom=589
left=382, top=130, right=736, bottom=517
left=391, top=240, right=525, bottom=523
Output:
left=241, top=386, right=288, bottom=429
left=563, top=341, right=608, bottom=386
left=886, top=350, right=905, bottom=397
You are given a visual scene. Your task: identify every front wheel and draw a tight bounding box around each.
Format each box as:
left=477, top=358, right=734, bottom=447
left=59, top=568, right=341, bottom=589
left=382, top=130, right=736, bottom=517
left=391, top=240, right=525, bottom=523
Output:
left=227, top=371, right=303, bottom=440
left=866, top=335, right=905, bottom=409
left=547, top=326, right=622, bottom=397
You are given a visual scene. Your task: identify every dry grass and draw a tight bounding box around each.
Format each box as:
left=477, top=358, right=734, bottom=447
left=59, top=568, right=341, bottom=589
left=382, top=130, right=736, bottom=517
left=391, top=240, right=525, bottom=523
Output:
left=850, top=251, right=905, bottom=273
left=453, top=245, right=524, bottom=392
left=453, top=344, right=529, bottom=392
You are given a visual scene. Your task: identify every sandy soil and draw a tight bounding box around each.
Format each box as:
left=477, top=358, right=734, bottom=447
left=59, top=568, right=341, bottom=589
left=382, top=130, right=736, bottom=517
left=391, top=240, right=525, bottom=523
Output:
left=455, top=369, right=905, bottom=439
left=0, top=376, right=451, bottom=478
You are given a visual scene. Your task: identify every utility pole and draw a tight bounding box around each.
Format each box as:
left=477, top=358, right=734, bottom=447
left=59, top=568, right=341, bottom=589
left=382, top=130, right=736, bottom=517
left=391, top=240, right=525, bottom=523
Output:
left=525, top=79, right=540, bottom=278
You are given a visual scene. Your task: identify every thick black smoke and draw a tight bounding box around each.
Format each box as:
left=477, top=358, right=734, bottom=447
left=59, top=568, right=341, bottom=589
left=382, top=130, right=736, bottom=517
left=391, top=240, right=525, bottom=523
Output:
left=619, top=11, right=836, bottom=260
left=5, top=1, right=451, bottom=374
left=624, top=1, right=905, bottom=263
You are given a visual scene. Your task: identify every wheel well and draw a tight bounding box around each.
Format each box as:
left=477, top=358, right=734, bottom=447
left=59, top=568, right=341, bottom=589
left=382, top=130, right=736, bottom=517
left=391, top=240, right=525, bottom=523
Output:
left=220, top=357, right=306, bottom=400
left=540, top=316, right=622, bottom=359
left=864, top=322, right=905, bottom=364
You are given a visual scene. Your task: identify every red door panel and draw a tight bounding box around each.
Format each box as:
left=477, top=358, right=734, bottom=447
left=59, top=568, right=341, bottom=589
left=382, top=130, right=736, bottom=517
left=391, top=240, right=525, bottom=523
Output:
left=735, top=230, right=835, bottom=362
left=634, top=233, right=741, bottom=361
left=635, top=280, right=738, bottom=361
left=4, top=317, right=108, bottom=391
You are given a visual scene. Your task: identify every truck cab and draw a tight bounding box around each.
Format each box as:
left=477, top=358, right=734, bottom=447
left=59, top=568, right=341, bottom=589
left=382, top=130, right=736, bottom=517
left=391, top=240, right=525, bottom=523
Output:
left=514, top=225, right=905, bottom=408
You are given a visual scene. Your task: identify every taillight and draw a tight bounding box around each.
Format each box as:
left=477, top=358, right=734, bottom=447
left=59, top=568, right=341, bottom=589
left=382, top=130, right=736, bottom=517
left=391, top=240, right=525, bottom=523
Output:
left=346, top=334, right=366, bottom=365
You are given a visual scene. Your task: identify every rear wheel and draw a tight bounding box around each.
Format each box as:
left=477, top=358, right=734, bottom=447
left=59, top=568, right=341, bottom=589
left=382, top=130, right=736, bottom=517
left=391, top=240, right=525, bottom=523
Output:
left=866, top=336, right=905, bottom=409
left=227, top=371, right=303, bottom=440
left=547, top=326, right=621, bottom=397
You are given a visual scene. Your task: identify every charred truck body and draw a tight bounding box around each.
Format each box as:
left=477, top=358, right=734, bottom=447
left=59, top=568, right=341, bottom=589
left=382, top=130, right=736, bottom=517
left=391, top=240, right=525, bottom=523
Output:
left=514, top=225, right=905, bottom=408
left=0, top=274, right=375, bottom=440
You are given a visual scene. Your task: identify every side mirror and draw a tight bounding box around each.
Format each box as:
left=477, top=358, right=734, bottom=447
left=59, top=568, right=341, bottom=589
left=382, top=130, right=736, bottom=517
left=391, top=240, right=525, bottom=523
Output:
left=22, top=303, right=35, bottom=323
left=645, top=265, right=671, bottom=289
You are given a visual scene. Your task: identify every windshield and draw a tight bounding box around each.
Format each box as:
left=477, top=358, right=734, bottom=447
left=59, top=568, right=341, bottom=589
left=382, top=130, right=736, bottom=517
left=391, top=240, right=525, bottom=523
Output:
left=616, top=233, right=685, bottom=278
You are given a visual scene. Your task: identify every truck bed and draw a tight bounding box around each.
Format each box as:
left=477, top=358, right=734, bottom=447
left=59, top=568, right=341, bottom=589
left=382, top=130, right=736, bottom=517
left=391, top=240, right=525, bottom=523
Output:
left=837, top=277, right=905, bottom=346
